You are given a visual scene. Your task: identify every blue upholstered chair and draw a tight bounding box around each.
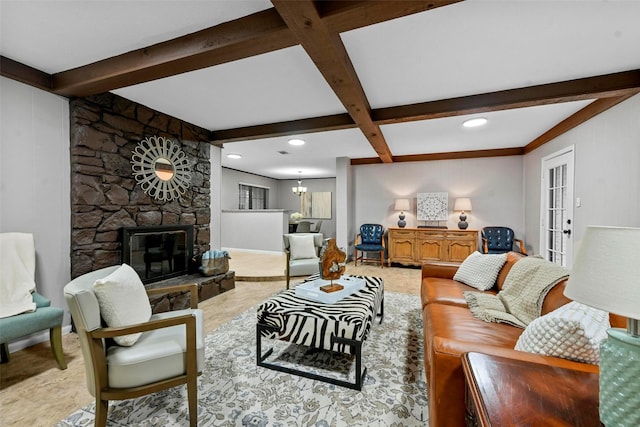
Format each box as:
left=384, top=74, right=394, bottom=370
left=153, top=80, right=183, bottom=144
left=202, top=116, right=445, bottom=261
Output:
left=354, top=224, right=385, bottom=268
left=481, top=226, right=527, bottom=255
left=0, top=232, right=66, bottom=369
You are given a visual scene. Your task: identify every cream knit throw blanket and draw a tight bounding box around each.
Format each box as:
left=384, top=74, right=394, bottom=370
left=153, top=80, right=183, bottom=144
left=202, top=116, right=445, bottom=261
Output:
left=0, top=233, right=37, bottom=318
left=464, top=257, right=569, bottom=328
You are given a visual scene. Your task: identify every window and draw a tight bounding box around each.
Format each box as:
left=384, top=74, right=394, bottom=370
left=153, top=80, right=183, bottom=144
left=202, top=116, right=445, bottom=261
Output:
left=239, top=184, right=268, bottom=209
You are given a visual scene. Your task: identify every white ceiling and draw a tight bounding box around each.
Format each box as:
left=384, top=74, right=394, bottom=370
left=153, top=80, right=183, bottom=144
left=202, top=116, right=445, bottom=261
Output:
left=2, top=0, right=639, bottom=180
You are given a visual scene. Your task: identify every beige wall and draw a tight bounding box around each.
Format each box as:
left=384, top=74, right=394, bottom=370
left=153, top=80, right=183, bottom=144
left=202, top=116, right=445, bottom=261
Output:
left=523, top=94, right=640, bottom=256
left=0, top=77, right=71, bottom=324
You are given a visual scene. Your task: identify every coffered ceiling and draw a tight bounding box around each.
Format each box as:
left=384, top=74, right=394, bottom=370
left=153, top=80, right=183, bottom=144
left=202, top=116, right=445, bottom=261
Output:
left=2, top=0, right=639, bottom=179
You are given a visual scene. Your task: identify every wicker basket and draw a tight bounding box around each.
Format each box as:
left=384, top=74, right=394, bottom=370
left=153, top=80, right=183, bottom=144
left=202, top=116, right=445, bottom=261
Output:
left=201, top=256, right=229, bottom=276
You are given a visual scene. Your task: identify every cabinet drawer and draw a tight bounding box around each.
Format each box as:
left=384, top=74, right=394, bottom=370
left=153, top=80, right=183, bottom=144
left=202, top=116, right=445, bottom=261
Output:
left=390, top=230, right=415, bottom=238
left=445, top=231, right=476, bottom=240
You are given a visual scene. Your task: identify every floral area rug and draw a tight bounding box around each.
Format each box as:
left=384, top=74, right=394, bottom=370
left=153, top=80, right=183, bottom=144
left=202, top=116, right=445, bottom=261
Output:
left=57, top=292, right=427, bottom=426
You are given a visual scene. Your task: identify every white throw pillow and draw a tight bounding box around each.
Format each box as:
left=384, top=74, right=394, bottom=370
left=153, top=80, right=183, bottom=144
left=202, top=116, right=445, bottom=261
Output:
left=289, top=235, right=317, bottom=260
left=515, top=301, right=610, bottom=364
left=453, top=251, right=507, bottom=291
left=93, top=264, right=152, bottom=346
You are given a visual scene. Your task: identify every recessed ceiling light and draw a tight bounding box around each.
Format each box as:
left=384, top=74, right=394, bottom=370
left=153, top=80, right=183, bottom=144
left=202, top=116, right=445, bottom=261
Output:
left=288, top=138, right=306, bottom=146
left=227, top=154, right=242, bottom=159
left=462, top=117, right=488, bottom=128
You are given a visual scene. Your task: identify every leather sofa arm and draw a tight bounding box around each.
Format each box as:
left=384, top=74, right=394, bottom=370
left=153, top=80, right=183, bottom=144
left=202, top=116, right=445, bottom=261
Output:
left=421, top=261, right=460, bottom=280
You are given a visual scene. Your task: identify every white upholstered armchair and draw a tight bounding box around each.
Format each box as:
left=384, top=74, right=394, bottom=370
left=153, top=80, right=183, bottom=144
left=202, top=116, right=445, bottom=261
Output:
left=64, top=265, right=204, bottom=427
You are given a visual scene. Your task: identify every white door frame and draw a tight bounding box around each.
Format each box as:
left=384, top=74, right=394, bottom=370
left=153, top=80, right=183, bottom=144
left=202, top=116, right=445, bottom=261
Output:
left=539, top=145, right=575, bottom=267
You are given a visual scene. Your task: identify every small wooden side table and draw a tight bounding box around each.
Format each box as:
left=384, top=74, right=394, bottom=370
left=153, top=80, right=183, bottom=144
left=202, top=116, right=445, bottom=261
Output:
left=462, top=352, right=602, bottom=427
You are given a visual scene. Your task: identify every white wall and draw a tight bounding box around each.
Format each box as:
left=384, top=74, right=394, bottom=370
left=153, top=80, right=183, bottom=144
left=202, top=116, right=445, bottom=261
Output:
left=351, top=155, right=526, bottom=251
left=524, top=94, right=640, bottom=255
left=0, top=77, right=71, bottom=324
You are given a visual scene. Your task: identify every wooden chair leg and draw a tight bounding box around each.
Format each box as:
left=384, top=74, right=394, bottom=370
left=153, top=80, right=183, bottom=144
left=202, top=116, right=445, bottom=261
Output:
left=187, top=377, right=198, bottom=427
left=379, top=251, right=384, bottom=268
left=50, top=325, right=67, bottom=370
left=0, top=342, right=9, bottom=363
left=95, top=398, right=108, bottom=427
left=354, top=249, right=358, bottom=266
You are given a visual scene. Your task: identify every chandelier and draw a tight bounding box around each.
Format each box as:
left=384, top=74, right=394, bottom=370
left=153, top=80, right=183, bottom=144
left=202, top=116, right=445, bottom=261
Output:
left=292, top=172, right=307, bottom=196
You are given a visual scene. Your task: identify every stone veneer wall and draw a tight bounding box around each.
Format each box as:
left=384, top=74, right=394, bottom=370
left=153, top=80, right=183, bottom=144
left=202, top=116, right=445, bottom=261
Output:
left=70, top=93, right=211, bottom=279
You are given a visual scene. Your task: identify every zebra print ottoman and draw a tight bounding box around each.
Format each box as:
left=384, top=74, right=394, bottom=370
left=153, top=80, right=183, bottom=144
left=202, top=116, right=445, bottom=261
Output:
left=256, top=275, right=384, bottom=390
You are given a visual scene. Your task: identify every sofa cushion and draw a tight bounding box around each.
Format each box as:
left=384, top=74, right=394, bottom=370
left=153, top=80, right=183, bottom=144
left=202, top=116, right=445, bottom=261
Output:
left=93, top=263, right=152, bottom=346
left=421, top=277, right=497, bottom=309
left=515, top=301, right=609, bottom=364
left=288, top=234, right=317, bottom=260
left=453, top=251, right=507, bottom=291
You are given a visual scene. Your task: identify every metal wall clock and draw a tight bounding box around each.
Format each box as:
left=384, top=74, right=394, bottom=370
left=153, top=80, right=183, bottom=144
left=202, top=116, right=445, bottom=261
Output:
left=131, top=136, right=191, bottom=202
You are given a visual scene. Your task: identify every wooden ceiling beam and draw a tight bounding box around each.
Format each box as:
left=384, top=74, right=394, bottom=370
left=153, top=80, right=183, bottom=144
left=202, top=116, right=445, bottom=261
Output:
left=272, top=0, right=393, bottom=163
left=49, top=2, right=449, bottom=98
left=212, top=113, right=355, bottom=143
left=351, top=147, right=524, bottom=165
left=372, top=69, right=640, bottom=125
left=0, top=56, right=52, bottom=92
left=524, top=94, right=637, bottom=154
left=51, top=9, right=297, bottom=97
left=320, top=0, right=462, bottom=33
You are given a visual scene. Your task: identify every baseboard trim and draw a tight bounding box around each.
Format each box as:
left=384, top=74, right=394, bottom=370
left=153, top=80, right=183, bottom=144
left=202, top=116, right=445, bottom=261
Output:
left=8, top=324, right=73, bottom=353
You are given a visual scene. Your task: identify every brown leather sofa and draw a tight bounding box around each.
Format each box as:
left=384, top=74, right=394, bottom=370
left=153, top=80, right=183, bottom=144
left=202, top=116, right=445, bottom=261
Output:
left=421, top=252, right=626, bottom=427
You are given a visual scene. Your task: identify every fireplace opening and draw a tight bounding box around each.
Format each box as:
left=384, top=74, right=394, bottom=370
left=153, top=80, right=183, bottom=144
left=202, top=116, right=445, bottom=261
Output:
left=121, top=225, right=194, bottom=284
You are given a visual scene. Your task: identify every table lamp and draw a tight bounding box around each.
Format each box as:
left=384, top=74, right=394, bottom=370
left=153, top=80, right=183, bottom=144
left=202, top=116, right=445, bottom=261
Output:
left=563, top=226, right=640, bottom=426
left=453, top=198, right=472, bottom=230
left=394, top=199, right=410, bottom=228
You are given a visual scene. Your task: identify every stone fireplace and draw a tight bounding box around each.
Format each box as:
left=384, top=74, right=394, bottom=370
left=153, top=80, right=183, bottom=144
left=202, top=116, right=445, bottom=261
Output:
left=70, top=93, right=211, bottom=280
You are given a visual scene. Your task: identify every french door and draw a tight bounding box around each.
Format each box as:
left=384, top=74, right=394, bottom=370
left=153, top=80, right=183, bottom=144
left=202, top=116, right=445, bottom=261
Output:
left=540, top=146, right=575, bottom=267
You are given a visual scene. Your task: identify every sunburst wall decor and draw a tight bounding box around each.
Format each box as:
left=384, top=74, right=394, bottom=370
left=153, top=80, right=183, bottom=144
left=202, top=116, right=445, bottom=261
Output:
left=131, top=136, right=191, bottom=202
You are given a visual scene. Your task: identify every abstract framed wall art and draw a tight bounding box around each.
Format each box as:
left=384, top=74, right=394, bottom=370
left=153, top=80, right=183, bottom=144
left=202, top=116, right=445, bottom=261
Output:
left=417, top=192, right=448, bottom=221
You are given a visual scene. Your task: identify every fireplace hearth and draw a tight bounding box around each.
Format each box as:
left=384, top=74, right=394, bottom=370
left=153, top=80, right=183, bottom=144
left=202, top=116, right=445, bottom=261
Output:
left=121, top=225, right=194, bottom=284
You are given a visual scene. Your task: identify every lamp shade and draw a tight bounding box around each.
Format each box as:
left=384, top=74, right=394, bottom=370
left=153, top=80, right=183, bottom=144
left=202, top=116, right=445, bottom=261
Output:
left=563, top=226, right=640, bottom=319
left=453, top=198, right=472, bottom=212
left=394, top=198, right=410, bottom=211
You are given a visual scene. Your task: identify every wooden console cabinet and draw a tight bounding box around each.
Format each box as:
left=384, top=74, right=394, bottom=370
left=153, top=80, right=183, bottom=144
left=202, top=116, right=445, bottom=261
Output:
left=388, top=228, right=478, bottom=266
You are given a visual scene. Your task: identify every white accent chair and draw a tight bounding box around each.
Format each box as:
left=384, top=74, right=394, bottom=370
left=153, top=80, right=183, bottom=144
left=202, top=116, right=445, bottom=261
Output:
left=283, top=233, right=323, bottom=289
left=64, top=266, right=204, bottom=427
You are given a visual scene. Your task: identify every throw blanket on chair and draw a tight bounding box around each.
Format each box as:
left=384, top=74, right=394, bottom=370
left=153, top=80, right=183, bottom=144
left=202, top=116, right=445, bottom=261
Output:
left=464, top=257, right=569, bottom=328
left=0, top=233, right=37, bottom=318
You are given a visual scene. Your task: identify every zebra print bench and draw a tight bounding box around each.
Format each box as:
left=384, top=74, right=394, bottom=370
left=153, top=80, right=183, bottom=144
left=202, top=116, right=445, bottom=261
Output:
left=256, top=275, right=384, bottom=390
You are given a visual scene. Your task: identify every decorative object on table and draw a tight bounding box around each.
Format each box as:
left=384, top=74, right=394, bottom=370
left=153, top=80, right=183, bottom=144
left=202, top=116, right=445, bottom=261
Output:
left=200, top=250, right=231, bottom=276
left=563, top=226, right=640, bottom=427
left=454, top=198, right=472, bottom=230
left=394, top=198, right=410, bottom=228
left=417, top=192, right=448, bottom=227
left=319, top=238, right=346, bottom=281
left=292, top=171, right=307, bottom=196
left=290, top=212, right=303, bottom=222
left=131, top=135, right=191, bottom=202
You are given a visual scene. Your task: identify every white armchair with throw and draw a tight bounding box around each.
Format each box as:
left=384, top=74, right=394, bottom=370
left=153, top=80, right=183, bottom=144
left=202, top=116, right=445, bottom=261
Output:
left=64, top=264, right=204, bottom=427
